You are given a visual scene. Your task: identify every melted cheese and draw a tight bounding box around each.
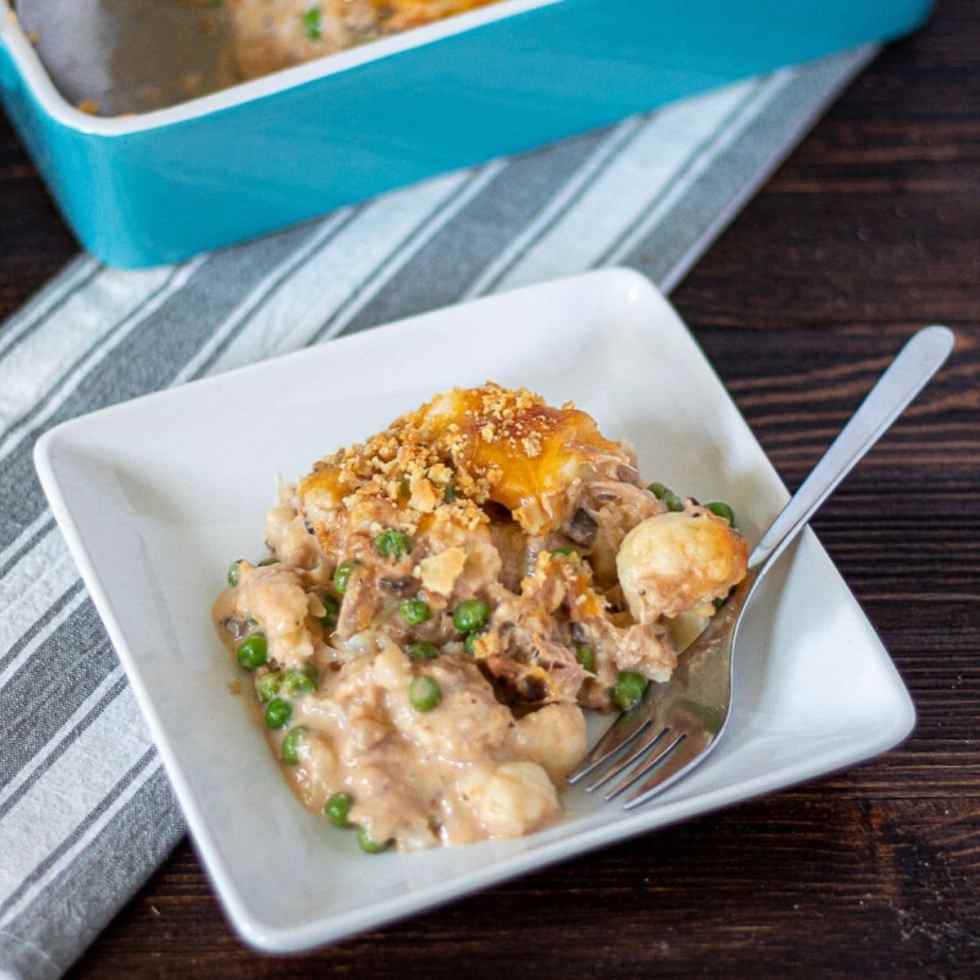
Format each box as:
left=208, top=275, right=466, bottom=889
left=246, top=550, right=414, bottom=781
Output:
left=413, top=385, right=626, bottom=532
left=296, top=383, right=630, bottom=536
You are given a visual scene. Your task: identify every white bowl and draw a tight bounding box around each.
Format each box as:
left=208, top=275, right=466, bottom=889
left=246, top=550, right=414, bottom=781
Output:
left=34, top=268, right=914, bottom=952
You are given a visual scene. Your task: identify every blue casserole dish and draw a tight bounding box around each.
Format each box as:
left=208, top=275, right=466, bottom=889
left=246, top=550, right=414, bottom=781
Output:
left=0, top=0, right=932, bottom=269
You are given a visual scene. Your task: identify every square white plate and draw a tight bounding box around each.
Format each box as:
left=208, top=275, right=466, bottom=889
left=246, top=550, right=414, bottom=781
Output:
left=34, top=268, right=914, bottom=953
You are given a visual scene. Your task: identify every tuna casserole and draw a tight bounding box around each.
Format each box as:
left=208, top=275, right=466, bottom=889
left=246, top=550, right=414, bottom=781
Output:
left=213, top=383, right=748, bottom=853
left=223, top=0, right=504, bottom=80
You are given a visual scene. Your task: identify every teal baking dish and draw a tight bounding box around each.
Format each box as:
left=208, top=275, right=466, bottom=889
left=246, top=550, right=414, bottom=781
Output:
left=0, top=0, right=932, bottom=269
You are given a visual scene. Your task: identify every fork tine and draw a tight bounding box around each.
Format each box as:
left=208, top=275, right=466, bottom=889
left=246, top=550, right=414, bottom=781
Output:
left=622, top=735, right=707, bottom=810
left=602, top=732, right=687, bottom=802
left=584, top=726, right=669, bottom=793
left=567, top=714, right=653, bottom=786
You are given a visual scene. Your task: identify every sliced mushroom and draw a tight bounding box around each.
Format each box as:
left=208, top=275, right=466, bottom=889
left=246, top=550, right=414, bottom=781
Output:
left=616, top=463, right=642, bottom=484
left=519, top=674, right=548, bottom=703
left=564, top=507, right=599, bottom=547
left=591, top=488, right=622, bottom=503
left=379, top=575, right=419, bottom=597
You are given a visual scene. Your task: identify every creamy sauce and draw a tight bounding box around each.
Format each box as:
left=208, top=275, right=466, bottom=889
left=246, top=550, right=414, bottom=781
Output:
left=212, top=383, right=748, bottom=852
left=214, top=591, right=585, bottom=849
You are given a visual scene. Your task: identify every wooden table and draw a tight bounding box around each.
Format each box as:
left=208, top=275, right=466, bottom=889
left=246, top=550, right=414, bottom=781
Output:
left=3, top=3, right=978, bottom=976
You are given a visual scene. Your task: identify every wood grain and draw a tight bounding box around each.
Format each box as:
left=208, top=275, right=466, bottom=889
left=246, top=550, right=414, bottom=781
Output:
left=2, top=0, right=979, bottom=976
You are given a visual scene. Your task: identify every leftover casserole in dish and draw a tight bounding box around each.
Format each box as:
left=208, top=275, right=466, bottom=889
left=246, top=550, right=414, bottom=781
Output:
left=213, top=383, right=748, bottom=852
left=224, top=0, right=503, bottom=79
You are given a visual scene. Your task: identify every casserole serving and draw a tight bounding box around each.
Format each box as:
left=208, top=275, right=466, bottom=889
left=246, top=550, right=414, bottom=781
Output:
left=213, top=382, right=749, bottom=851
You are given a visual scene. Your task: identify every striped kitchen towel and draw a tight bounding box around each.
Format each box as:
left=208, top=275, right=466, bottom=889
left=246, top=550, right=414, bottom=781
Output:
left=0, top=46, right=873, bottom=979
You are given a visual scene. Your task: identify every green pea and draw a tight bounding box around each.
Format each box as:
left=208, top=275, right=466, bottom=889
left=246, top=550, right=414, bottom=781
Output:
left=254, top=671, right=282, bottom=703
left=301, top=5, right=322, bottom=41
left=257, top=557, right=279, bottom=567
left=281, top=727, right=306, bottom=765
left=409, top=676, right=441, bottom=712
left=227, top=560, right=242, bottom=587
left=706, top=501, right=736, bottom=526
left=406, top=641, right=439, bottom=662
left=281, top=666, right=317, bottom=696
left=333, top=560, right=358, bottom=595
left=236, top=633, right=268, bottom=671
left=452, top=598, right=490, bottom=634
left=264, top=697, right=292, bottom=729
left=399, top=598, right=431, bottom=626
left=325, top=792, right=354, bottom=828
left=551, top=547, right=574, bottom=557
left=575, top=645, right=596, bottom=673
left=464, top=631, right=482, bottom=656
left=375, top=529, right=411, bottom=560
left=649, top=483, right=683, bottom=512
left=320, top=593, right=340, bottom=631
left=612, top=671, right=649, bottom=712
left=357, top=827, right=391, bottom=854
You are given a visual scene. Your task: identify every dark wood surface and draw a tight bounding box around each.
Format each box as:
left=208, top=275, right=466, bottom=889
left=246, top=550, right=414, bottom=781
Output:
left=4, top=3, right=979, bottom=977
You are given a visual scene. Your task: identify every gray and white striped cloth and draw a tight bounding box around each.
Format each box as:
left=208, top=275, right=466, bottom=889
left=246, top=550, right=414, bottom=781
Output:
left=0, top=47, right=872, bottom=979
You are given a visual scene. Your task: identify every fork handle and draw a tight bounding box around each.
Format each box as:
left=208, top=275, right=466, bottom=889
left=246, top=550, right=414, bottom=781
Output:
left=748, top=325, right=954, bottom=572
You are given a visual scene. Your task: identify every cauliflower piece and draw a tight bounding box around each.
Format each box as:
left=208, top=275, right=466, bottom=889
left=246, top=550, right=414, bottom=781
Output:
left=512, top=703, right=587, bottom=783
left=234, top=564, right=316, bottom=665
left=265, top=494, right=320, bottom=569
left=616, top=510, right=748, bottom=622
left=459, top=762, right=560, bottom=838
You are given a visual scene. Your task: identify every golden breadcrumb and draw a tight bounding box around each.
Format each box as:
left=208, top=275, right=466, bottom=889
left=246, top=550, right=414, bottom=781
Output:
left=299, top=382, right=630, bottom=537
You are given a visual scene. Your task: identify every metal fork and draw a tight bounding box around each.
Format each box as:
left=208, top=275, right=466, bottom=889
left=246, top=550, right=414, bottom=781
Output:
left=568, top=325, right=954, bottom=810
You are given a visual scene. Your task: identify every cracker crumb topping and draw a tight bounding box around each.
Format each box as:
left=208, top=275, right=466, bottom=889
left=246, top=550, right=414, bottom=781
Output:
left=298, top=382, right=630, bottom=536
